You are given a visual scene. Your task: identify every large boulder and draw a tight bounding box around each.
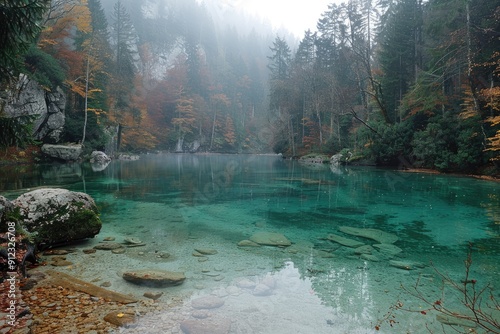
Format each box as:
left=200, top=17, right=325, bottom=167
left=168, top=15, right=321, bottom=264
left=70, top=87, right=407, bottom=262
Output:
left=90, top=151, right=111, bottom=171
left=11, top=188, right=101, bottom=247
left=41, top=143, right=82, bottom=161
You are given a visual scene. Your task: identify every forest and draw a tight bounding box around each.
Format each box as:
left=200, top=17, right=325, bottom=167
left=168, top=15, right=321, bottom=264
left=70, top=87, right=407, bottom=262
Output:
left=0, top=0, right=499, bottom=174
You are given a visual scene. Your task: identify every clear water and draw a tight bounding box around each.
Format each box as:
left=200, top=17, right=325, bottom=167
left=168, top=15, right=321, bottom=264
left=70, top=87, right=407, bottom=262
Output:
left=2, top=154, right=499, bottom=333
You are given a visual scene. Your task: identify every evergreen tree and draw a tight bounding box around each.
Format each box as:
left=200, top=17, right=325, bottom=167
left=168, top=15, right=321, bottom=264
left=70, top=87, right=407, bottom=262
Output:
left=0, top=0, right=50, bottom=84
left=377, top=0, right=423, bottom=123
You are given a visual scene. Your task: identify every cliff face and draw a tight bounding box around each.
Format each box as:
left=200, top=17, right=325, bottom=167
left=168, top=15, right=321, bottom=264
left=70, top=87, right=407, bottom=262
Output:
left=2, top=75, right=66, bottom=144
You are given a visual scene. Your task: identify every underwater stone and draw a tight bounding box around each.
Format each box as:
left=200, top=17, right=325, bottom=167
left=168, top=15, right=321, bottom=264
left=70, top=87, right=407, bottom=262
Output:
left=249, top=232, right=292, bottom=247
left=326, top=233, right=364, bottom=248
left=354, top=245, right=375, bottom=255
left=180, top=317, right=231, bottom=334
left=373, top=243, right=403, bottom=255
left=123, top=237, right=142, bottom=244
left=191, top=295, right=225, bottom=309
left=94, top=242, right=124, bottom=250
left=194, top=248, right=218, bottom=255
left=237, top=240, right=261, bottom=247
left=122, top=269, right=186, bottom=287
left=339, top=226, right=399, bottom=244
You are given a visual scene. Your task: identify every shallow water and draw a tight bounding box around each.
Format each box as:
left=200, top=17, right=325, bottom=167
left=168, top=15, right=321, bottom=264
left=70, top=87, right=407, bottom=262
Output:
left=2, top=154, right=499, bottom=333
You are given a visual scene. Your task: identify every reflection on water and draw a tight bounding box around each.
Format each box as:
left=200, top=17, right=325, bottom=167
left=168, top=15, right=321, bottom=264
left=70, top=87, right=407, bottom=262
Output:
left=1, top=153, right=499, bottom=333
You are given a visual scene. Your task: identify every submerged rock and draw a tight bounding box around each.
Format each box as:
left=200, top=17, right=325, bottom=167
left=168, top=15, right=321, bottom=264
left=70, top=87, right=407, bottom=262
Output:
left=249, top=232, right=292, bottom=247
left=326, top=233, right=364, bottom=248
left=191, top=295, right=225, bottom=309
left=122, top=269, right=185, bottom=287
left=94, top=242, right=124, bottom=250
left=123, top=237, right=142, bottom=244
left=237, top=240, right=261, bottom=247
left=179, top=317, right=231, bottom=334
left=354, top=245, right=375, bottom=255
left=373, top=243, right=403, bottom=255
left=339, top=226, right=399, bottom=244
left=194, top=248, right=218, bottom=255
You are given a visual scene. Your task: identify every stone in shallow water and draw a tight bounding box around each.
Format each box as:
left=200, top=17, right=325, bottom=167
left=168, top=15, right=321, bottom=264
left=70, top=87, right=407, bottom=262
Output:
left=191, top=295, right=225, bottom=309
left=124, top=237, right=142, bottom=244
left=373, top=243, right=403, bottom=255
left=143, top=291, right=163, bottom=300
left=354, top=245, right=375, bottom=255
left=180, top=317, right=231, bottom=334
left=339, top=226, right=399, bottom=244
left=94, top=242, right=124, bottom=250
left=326, top=233, right=364, bottom=248
left=361, top=254, right=380, bottom=262
left=249, top=232, right=291, bottom=247
left=122, top=269, right=185, bottom=287
left=237, top=240, right=261, bottom=247
left=194, top=248, right=218, bottom=255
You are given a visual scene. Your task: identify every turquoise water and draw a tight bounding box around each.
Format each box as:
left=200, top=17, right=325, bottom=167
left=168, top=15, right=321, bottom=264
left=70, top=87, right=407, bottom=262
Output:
left=2, top=154, right=499, bottom=333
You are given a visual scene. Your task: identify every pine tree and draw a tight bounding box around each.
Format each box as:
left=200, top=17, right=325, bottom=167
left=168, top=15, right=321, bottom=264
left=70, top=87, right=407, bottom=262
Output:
left=0, top=0, right=50, bottom=83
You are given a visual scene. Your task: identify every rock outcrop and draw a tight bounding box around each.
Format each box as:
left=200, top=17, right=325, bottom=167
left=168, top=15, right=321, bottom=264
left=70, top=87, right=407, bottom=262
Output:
left=11, top=188, right=101, bottom=247
left=2, top=75, right=66, bottom=143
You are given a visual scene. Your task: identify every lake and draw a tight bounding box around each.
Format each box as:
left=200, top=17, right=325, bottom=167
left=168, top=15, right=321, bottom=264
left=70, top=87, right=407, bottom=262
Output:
left=1, top=153, right=499, bottom=333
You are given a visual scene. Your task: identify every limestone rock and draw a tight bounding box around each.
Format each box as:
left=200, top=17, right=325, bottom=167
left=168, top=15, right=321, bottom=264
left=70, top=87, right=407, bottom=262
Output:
left=326, top=233, right=364, bottom=248
left=361, top=254, right=380, bottom=262
left=2, top=76, right=66, bottom=143
left=339, top=226, right=399, bottom=244
left=143, top=291, right=163, bottom=300
left=179, top=317, right=231, bottom=334
left=191, top=296, right=225, bottom=309
left=123, top=237, right=142, bottom=244
left=41, top=144, right=82, bottom=161
left=94, top=242, right=124, bottom=250
left=12, top=188, right=101, bottom=247
left=90, top=151, right=111, bottom=164
left=237, top=240, right=261, bottom=247
left=373, top=243, right=403, bottom=255
left=249, top=232, right=291, bottom=247
left=354, top=245, right=375, bottom=255
left=122, top=269, right=185, bottom=287
left=194, top=248, right=218, bottom=255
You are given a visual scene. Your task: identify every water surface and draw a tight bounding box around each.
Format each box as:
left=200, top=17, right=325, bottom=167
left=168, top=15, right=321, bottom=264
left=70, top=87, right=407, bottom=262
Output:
left=2, top=154, right=499, bottom=333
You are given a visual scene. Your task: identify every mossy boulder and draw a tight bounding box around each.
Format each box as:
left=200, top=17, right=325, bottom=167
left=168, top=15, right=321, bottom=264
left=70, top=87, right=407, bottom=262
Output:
left=11, top=188, right=101, bottom=248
